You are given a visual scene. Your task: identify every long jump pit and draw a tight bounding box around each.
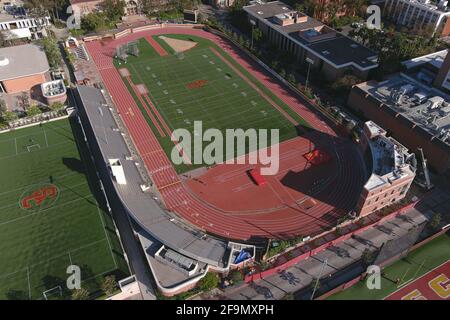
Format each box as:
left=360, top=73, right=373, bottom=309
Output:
left=385, top=260, right=450, bottom=300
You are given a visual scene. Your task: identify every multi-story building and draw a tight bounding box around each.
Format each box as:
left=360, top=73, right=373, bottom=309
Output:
left=356, top=121, right=416, bottom=217
left=0, top=4, right=51, bottom=40
left=348, top=50, right=450, bottom=173
left=243, top=1, right=379, bottom=81
left=0, top=44, right=50, bottom=94
left=69, top=0, right=140, bottom=16
left=209, top=0, right=235, bottom=8
left=383, top=0, right=450, bottom=37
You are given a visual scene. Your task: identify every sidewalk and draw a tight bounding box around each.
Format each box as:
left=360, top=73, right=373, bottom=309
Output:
left=220, top=207, right=428, bottom=300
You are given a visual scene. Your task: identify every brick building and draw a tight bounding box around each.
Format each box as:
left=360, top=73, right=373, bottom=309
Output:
left=348, top=51, right=450, bottom=173
left=357, top=121, right=416, bottom=217
left=0, top=44, right=49, bottom=94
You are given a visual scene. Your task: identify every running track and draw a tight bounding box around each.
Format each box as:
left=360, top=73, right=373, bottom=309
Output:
left=85, top=26, right=365, bottom=241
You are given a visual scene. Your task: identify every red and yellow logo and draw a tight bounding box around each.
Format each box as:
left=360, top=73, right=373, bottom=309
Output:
left=20, top=184, right=59, bottom=211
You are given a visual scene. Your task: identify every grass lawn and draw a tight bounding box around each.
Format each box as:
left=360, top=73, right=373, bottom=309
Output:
left=0, top=118, right=129, bottom=300
left=328, top=231, right=450, bottom=300
left=114, top=34, right=309, bottom=173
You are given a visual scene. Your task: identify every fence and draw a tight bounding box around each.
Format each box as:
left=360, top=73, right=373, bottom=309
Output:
left=244, top=202, right=417, bottom=283
left=82, top=23, right=203, bottom=43
left=0, top=109, right=68, bottom=134
left=315, top=225, right=450, bottom=300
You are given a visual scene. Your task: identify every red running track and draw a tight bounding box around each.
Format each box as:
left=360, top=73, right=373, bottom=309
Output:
left=85, top=26, right=365, bottom=241
left=145, top=35, right=168, bottom=56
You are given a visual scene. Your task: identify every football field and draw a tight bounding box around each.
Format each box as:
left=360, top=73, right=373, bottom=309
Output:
left=116, top=34, right=308, bottom=172
left=328, top=232, right=450, bottom=300
left=0, top=118, right=129, bottom=299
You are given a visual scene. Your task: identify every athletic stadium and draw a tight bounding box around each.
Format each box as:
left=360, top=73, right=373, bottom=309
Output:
left=73, top=25, right=370, bottom=295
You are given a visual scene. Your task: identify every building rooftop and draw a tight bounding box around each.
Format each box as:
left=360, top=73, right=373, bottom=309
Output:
left=363, top=121, right=416, bottom=191
left=0, top=44, right=49, bottom=81
left=402, top=49, right=448, bottom=71
left=74, top=85, right=230, bottom=268
left=356, top=73, right=450, bottom=146
left=244, top=1, right=378, bottom=71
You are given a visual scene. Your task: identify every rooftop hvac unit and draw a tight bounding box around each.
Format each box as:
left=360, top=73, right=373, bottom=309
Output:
left=400, top=84, right=415, bottom=94
left=428, top=96, right=444, bottom=109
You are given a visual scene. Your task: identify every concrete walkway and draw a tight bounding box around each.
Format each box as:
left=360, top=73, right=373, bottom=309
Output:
left=220, top=207, right=428, bottom=300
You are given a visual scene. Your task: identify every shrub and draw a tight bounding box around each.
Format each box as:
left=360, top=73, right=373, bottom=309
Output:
left=198, top=273, right=219, bottom=292
left=71, top=288, right=90, bottom=300
left=26, top=105, right=42, bottom=117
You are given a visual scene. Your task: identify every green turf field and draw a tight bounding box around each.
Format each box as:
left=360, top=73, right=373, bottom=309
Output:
left=0, top=118, right=129, bottom=300
left=115, top=34, right=309, bottom=173
left=328, top=231, right=450, bottom=300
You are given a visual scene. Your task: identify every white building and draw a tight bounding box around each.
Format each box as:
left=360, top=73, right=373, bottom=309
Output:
left=383, top=0, right=450, bottom=36
left=0, top=4, right=51, bottom=40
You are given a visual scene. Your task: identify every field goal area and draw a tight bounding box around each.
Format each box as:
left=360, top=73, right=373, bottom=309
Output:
left=0, top=119, right=128, bottom=299
left=26, top=143, right=41, bottom=152
left=43, top=286, right=62, bottom=300
left=385, top=260, right=450, bottom=300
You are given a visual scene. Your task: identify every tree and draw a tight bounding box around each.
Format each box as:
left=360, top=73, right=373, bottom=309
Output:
left=198, top=273, right=219, bottom=292
left=101, top=275, right=117, bottom=296
left=0, top=99, right=7, bottom=115
left=361, top=248, right=376, bottom=267
left=228, top=270, right=243, bottom=284
left=1, top=111, right=18, bottom=122
left=101, top=0, right=126, bottom=22
left=429, top=213, right=441, bottom=230
left=81, top=13, right=108, bottom=32
left=287, top=73, right=296, bottom=85
left=71, top=288, right=90, bottom=300
left=26, top=105, right=42, bottom=117
left=331, top=75, right=361, bottom=95
left=252, top=27, right=263, bottom=43
left=49, top=102, right=65, bottom=111
left=18, top=93, right=30, bottom=110
left=41, top=37, right=62, bottom=69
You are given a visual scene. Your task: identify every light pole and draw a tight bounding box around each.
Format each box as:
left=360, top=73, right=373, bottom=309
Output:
left=98, top=105, right=108, bottom=145
left=250, top=19, right=256, bottom=50
left=305, top=57, right=314, bottom=90
left=310, top=258, right=328, bottom=300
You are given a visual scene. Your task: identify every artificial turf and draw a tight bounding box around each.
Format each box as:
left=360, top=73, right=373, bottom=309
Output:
left=0, top=118, right=129, bottom=300
left=115, top=34, right=309, bottom=173
left=327, top=231, right=450, bottom=300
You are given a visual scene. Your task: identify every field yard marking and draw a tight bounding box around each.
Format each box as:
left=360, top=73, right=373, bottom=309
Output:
left=0, top=140, right=73, bottom=162
left=96, top=206, right=118, bottom=269
left=43, top=128, right=49, bottom=147
left=0, top=195, right=96, bottom=228
left=27, top=267, right=32, bottom=300
left=68, top=251, right=73, bottom=266
left=0, top=180, right=88, bottom=214
left=209, top=47, right=299, bottom=126
left=383, top=259, right=450, bottom=300
left=0, top=171, right=78, bottom=197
